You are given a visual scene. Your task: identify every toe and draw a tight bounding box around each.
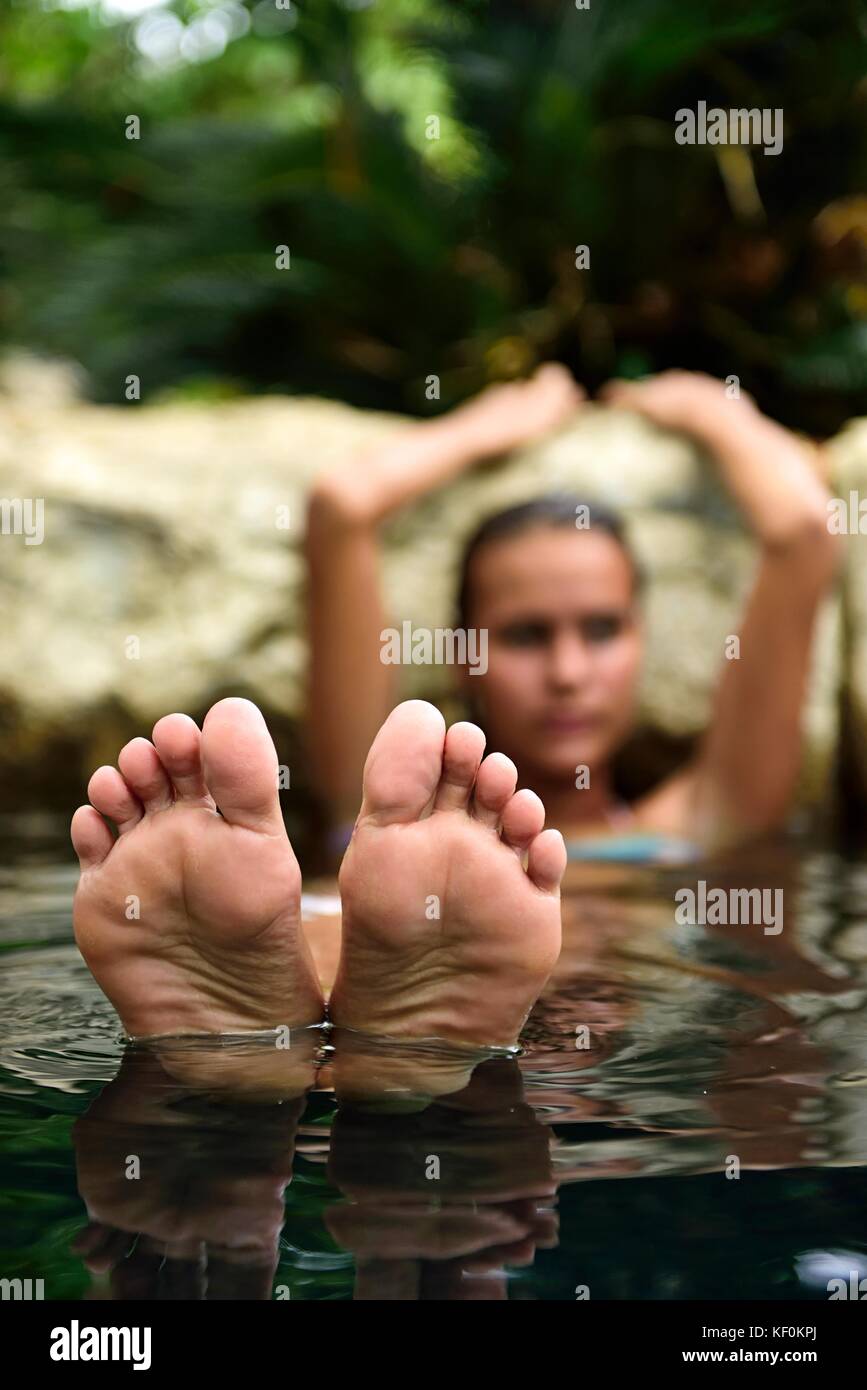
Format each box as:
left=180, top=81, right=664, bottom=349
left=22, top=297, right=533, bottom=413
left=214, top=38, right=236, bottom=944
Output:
left=118, top=738, right=174, bottom=812
left=471, top=752, right=518, bottom=829
left=87, top=766, right=143, bottom=833
left=433, top=722, right=486, bottom=812
left=200, top=697, right=283, bottom=831
left=71, top=806, right=114, bottom=868
left=527, top=828, right=567, bottom=894
left=152, top=713, right=214, bottom=805
left=501, top=788, right=546, bottom=852
left=359, top=700, right=446, bottom=825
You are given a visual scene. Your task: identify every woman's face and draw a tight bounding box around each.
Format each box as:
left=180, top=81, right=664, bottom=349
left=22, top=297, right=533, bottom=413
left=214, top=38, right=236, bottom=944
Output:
left=459, top=525, right=642, bottom=782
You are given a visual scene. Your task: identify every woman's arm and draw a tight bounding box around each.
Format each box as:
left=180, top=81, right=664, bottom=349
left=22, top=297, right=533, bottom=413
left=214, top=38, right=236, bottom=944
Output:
left=305, top=365, right=584, bottom=825
left=602, top=372, right=841, bottom=842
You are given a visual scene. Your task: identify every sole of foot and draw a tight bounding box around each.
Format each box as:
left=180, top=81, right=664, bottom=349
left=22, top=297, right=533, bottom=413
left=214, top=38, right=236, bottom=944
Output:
left=71, top=698, right=324, bottom=1093
left=330, top=701, right=565, bottom=1078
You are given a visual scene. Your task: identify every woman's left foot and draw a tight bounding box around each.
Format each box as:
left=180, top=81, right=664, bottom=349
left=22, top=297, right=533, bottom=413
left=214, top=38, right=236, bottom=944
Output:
left=331, top=702, right=565, bottom=1050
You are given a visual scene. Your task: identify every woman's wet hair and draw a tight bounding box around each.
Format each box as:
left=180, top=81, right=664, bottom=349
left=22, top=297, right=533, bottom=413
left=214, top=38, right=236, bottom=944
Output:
left=456, top=492, right=642, bottom=628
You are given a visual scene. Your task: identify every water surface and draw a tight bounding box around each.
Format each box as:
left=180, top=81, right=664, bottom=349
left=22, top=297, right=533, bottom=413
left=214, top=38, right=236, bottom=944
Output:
left=2, top=818, right=867, bottom=1301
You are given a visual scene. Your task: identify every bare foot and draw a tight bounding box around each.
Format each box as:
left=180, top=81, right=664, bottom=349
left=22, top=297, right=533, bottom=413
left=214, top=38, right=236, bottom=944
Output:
left=70, top=698, right=324, bottom=1042
left=331, top=702, right=565, bottom=1049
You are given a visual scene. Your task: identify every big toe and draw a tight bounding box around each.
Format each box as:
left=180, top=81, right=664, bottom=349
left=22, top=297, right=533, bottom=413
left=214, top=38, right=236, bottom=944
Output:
left=200, top=698, right=283, bottom=831
left=360, top=700, right=446, bottom=825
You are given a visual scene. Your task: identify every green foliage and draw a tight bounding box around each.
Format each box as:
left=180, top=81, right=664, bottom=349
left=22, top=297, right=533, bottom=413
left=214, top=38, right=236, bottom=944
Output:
left=0, top=0, right=865, bottom=432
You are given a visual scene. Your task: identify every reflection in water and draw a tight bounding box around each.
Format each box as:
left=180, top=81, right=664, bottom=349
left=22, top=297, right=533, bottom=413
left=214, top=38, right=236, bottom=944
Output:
left=325, top=1044, right=558, bottom=1301
left=72, top=1046, right=308, bottom=1299
left=70, top=1044, right=556, bottom=1301
left=2, top=823, right=867, bottom=1299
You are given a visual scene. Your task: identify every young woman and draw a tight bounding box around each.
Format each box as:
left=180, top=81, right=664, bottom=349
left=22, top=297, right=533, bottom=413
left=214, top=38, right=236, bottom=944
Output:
left=305, top=365, right=840, bottom=860
left=67, top=366, right=842, bottom=1062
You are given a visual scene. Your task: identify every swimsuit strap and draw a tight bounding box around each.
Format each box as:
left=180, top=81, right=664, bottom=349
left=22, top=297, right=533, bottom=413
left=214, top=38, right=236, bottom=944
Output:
left=566, top=831, right=697, bottom=864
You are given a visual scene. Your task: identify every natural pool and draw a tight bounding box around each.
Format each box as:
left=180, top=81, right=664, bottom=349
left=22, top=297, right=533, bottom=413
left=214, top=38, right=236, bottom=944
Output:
left=3, top=817, right=867, bottom=1302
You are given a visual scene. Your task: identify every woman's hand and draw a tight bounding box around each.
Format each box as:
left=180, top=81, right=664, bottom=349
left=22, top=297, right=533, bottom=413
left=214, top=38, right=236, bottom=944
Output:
left=457, top=362, right=586, bottom=456
left=599, top=369, right=755, bottom=435
left=602, top=368, right=832, bottom=544
left=311, top=361, right=585, bottom=530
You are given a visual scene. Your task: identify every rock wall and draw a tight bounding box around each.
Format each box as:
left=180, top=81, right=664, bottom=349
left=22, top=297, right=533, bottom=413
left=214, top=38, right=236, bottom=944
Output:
left=829, top=417, right=867, bottom=806
left=0, top=356, right=858, bottom=817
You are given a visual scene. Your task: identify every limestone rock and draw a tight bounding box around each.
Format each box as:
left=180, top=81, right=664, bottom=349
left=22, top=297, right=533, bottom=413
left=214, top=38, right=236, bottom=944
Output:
left=0, top=355, right=845, bottom=814
left=827, top=417, right=867, bottom=804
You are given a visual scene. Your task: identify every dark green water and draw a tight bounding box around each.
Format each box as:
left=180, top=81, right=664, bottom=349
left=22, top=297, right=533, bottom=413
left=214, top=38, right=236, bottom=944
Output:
left=2, top=819, right=867, bottom=1301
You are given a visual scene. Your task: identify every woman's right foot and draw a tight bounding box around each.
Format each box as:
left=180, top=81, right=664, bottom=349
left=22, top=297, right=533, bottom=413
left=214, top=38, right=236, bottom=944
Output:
left=70, top=699, right=324, bottom=1047
left=331, top=702, right=565, bottom=1051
